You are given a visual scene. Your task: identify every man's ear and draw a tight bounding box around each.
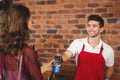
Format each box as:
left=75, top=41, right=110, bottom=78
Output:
left=100, top=27, right=104, bottom=33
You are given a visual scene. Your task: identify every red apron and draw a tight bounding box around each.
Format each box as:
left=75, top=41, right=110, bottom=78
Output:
left=74, top=44, right=105, bottom=80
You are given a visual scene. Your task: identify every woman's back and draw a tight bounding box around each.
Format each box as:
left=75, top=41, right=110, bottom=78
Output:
left=0, top=46, right=43, bottom=80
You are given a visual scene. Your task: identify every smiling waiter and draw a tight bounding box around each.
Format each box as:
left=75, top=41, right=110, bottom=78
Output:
left=61, top=14, right=114, bottom=80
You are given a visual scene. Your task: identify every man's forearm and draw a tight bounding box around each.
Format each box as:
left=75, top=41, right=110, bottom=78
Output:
left=61, top=50, right=73, bottom=62
left=105, top=66, right=114, bottom=79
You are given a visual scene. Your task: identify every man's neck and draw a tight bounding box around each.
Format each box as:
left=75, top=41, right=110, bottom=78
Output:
left=88, top=36, right=101, bottom=48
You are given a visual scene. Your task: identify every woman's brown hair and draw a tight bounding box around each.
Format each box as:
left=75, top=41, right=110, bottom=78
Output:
left=0, top=4, right=30, bottom=55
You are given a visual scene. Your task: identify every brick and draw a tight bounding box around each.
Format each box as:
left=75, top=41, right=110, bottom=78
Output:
left=36, top=29, right=46, bottom=34
left=81, top=0, right=90, bottom=3
left=79, top=19, right=87, bottom=24
left=101, top=35, right=110, bottom=41
left=75, top=14, right=86, bottom=18
left=69, top=0, right=80, bottom=3
left=114, top=24, right=120, bottom=28
left=65, top=35, right=74, bottom=39
left=46, top=1, right=56, bottom=5
left=29, top=30, right=36, bottom=33
left=64, top=24, right=73, bottom=29
left=53, top=14, right=62, bottom=19
left=115, top=13, right=120, bottom=18
left=42, top=44, right=52, bottom=48
left=93, top=0, right=104, bottom=2
left=82, top=30, right=87, bottom=34
left=47, top=39, right=58, bottom=44
left=53, top=35, right=63, bottom=39
left=42, top=35, right=52, bottom=38
left=114, top=1, right=120, bottom=7
left=30, top=11, right=36, bottom=15
left=82, top=9, right=93, bottom=13
left=102, top=2, right=113, bottom=7
left=104, top=24, right=113, bottom=29
left=113, top=36, right=120, bottom=41
left=76, top=34, right=86, bottom=39
left=70, top=30, right=81, bottom=34
left=74, top=25, right=85, bottom=29
left=37, top=1, right=45, bottom=5
left=107, top=40, right=118, bottom=46
left=109, top=8, right=120, bottom=13
left=69, top=10, right=81, bottom=13
left=29, top=6, right=41, bottom=11
left=57, top=19, right=67, bottom=24
left=68, top=19, right=79, bottom=24
left=58, top=40, right=68, bottom=44
left=32, top=25, right=41, bottom=29
left=37, top=11, right=46, bottom=15
left=32, top=34, right=41, bottom=38
left=29, top=38, right=35, bottom=43
left=109, top=29, right=119, bottom=34
left=95, top=8, right=107, bottom=13
left=59, top=30, right=69, bottom=34
left=47, top=30, right=57, bottom=34
left=64, top=44, right=70, bottom=49
left=88, top=3, right=99, bottom=7
left=53, top=44, right=63, bottom=48
left=42, top=15, right=52, bottom=19
left=64, top=4, right=74, bottom=8
left=64, top=15, right=73, bottom=19
left=58, top=49, right=67, bottom=53
left=51, top=5, right=63, bottom=9
left=76, top=4, right=87, bottom=8
left=57, top=0, right=68, bottom=4
left=40, top=48, right=57, bottom=53
left=102, top=13, right=113, bottom=18
left=38, top=39, right=46, bottom=43
left=36, top=19, right=45, bottom=25
left=32, top=15, right=41, bottom=19
left=53, top=25, right=62, bottom=29
left=58, top=10, right=70, bottom=14
left=43, top=25, right=52, bottom=29
left=101, top=30, right=107, bottom=34
left=107, top=18, right=117, bottom=23
left=46, top=20, right=56, bottom=24
left=47, top=11, right=57, bottom=14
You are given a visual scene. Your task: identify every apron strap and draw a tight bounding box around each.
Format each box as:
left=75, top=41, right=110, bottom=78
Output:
left=100, top=44, right=103, bottom=55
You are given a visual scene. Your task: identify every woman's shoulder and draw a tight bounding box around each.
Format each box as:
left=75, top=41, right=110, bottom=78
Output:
left=23, top=46, right=35, bottom=55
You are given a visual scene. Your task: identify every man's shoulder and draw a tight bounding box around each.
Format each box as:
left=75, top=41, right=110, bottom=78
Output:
left=102, top=41, right=114, bottom=52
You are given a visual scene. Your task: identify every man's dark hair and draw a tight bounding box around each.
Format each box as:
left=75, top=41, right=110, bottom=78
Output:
left=88, top=14, right=104, bottom=28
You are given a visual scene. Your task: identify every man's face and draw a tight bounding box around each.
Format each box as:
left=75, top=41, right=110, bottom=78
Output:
left=86, top=20, right=103, bottom=38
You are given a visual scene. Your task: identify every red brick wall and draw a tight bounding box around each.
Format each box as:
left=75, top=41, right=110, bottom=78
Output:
left=13, top=0, right=120, bottom=80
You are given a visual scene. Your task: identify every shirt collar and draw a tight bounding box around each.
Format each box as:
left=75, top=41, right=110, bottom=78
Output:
left=84, top=37, right=103, bottom=49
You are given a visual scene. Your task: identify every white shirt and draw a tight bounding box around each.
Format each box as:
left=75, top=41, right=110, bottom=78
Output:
left=67, top=37, right=114, bottom=67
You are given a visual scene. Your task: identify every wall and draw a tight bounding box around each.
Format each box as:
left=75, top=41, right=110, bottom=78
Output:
left=2, top=0, right=120, bottom=80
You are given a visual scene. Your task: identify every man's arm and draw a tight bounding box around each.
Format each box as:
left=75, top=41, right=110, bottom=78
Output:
left=105, top=66, right=114, bottom=80
left=61, top=50, right=73, bottom=62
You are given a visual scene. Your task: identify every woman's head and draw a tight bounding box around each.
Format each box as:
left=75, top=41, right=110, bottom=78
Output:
left=0, top=4, right=30, bottom=55
left=3, top=4, right=30, bottom=34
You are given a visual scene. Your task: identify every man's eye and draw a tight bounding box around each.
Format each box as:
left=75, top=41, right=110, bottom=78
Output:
left=87, top=24, right=90, bottom=27
left=93, top=25, right=97, bottom=27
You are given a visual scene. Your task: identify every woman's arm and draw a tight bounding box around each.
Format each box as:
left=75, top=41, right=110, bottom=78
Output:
left=41, top=60, right=54, bottom=74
